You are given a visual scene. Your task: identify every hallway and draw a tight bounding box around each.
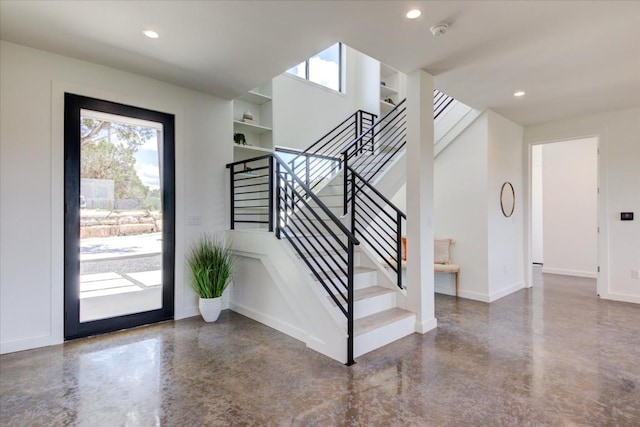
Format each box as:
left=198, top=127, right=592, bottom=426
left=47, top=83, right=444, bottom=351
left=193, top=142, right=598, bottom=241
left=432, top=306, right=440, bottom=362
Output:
left=1, top=270, right=638, bottom=425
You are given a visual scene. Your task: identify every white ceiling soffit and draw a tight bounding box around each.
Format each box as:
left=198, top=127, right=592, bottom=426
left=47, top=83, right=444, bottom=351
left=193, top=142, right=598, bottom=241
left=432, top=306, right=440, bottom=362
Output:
left=1, top=1, right=639, bottom=126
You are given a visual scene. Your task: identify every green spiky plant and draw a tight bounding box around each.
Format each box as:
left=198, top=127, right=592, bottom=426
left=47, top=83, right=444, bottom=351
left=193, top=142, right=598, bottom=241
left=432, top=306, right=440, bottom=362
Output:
left=187, top=235, right=234, bottom=299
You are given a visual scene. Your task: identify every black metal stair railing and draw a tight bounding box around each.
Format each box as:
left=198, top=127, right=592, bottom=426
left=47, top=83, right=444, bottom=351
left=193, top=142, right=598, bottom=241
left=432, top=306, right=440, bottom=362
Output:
left=348, top=166, right=406, bottom=289
left=280, top=91, right=452, bottom=218
left=225, top=89, right=456, bottom=361
left=341, top=99, right=407, bottom=214
left=226, top=154, right=359, bottom=365
left=434, top=89, right=455, bottom=120
left=275, top=157, right=359, bottom=365
left=226, top=154, right=274, bottom=230
left=287, top=110, right=376, bottom=193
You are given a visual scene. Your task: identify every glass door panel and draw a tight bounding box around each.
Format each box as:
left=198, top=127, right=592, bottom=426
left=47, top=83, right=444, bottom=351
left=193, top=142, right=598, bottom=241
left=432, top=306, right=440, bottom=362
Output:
left=79, top=110, right=164, bottom=322
left=65, top=94, right=174, bottom=339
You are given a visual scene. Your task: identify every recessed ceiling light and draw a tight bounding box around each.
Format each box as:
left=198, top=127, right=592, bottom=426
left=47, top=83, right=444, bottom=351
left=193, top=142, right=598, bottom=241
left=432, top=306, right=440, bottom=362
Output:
left=406, top=9, right=422, bottom=19
left=143, top=30, right=159, bottom=39
left=514, top=91, right=526, bottom=97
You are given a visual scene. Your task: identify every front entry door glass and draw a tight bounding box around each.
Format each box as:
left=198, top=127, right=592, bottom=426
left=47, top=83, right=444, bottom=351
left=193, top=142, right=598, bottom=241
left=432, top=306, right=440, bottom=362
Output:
left=64, top=94, right=175, bottom=339
left=79, top=110, right=164, bottom=322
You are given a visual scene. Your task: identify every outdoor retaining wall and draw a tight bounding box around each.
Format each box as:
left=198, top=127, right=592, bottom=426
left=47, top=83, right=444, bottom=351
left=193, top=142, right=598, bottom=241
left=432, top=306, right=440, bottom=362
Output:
left=80, top=211, right=163, bottom=239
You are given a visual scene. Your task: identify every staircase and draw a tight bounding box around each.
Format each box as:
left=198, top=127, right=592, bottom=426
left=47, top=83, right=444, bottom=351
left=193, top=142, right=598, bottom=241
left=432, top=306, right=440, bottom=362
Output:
left=225, top=91, right=454, bottom=365
left=301, top=170, right=415, bottom=360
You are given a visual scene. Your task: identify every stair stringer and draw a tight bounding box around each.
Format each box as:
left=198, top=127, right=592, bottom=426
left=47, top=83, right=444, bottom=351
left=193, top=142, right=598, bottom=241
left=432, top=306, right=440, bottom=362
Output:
left=226, top=229, right=349, bottom=364
left=434, top=104, right=485, bottom=158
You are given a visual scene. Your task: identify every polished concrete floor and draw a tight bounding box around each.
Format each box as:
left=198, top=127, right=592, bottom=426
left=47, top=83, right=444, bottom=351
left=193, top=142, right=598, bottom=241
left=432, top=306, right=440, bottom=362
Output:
left=1, top=269, right=639, bottom=426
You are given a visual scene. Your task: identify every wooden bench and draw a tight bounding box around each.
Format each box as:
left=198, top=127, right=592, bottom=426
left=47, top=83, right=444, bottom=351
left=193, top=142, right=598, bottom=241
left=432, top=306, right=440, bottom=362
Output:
left=397, top=237, right=460, bottom=297
left=434, top=263, right=460, bottom=297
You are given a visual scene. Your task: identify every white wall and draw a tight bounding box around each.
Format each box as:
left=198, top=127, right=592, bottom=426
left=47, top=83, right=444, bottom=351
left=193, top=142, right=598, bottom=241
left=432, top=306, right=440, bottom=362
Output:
left=531, top=146, right=544, bottom=263
left=541, top=138, right=598, bottom=278
left=434, top=113, right=489, bottom=299
left=228, top=229, right=348, bottom=363
left=0, top=41, right=232, bottom=353
left=525, top=108, right=640, bottom=304
left=432, top=110, right=525, bottom=302
left=272, top=46, right=379, bottom=151
left=486, top=110, right=525, bottom=299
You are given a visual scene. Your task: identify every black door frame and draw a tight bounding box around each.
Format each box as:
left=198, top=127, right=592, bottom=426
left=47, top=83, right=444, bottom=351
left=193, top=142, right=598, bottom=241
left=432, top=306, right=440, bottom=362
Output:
left=64, top=93, right=175, bottom=339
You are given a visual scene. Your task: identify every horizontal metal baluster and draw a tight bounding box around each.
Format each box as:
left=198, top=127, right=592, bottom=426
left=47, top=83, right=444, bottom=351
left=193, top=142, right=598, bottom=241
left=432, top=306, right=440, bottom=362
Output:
left=285, top=216, right=349, bottom=280
left=280, top=229, right=348, bottom=312
left=283, top=222, right=348, bottom=293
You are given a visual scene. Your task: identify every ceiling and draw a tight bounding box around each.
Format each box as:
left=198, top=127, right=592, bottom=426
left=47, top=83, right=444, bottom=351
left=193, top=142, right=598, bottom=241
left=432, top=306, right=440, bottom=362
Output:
left=1, top=1, right=639, bottom=126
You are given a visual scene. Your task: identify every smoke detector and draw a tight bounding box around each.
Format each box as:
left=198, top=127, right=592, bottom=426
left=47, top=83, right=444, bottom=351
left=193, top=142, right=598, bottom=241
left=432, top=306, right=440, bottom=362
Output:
left=430, top=24, right=449, bottom=36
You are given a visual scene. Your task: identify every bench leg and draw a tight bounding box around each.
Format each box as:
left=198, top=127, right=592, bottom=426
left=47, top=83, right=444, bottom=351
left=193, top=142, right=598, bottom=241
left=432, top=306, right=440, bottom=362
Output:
left=455, top=271, right=459, bottom=298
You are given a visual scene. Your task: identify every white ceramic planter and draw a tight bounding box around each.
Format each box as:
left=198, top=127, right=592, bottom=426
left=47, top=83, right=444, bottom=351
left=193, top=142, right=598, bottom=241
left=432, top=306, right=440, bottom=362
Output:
left=198, top=297, right=223, bottom=322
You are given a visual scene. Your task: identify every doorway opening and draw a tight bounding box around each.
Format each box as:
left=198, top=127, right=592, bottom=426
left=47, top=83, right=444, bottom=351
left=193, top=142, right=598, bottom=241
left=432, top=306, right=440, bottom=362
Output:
left=530, top=137, right=598, bottom=293
left=64, top=94, right=175, bottom=339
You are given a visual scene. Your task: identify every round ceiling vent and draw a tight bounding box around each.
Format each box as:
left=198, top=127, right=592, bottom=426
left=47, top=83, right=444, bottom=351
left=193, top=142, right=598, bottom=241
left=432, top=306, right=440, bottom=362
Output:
left=430, top=24, right=449, bottom=36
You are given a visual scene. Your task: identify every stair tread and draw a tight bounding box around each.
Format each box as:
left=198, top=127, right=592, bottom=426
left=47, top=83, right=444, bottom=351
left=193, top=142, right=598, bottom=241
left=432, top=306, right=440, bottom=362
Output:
left=328, top=285, right=394, bottom=306
left=354, top=308, right=414, bottom=336
left=311, top=266, right=375, bottom=281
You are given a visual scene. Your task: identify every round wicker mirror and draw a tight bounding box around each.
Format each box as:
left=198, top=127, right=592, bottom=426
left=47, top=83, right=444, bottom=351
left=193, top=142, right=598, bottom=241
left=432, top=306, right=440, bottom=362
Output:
left=500, top=182, right=515, bottom=217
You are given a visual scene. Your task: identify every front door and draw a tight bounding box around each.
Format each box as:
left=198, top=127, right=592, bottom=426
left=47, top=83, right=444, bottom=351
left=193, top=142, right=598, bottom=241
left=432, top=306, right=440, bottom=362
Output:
left=64, top=94, right=175, bottom=339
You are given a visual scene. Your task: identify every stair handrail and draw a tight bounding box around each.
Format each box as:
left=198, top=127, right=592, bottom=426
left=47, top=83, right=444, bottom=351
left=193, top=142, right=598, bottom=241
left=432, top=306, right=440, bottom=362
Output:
left=274, top=156, right=359, bottom=245
left=339, top=99, right=407, bottom=215
left=289, top=109, right=377, bottom=164
left=285, top=110, right=377, bottom=193
left=227, top=153, right=359, bottom=365
left=225, top=90, right=456, bottom=362
left=348, top=166, right=406, bottom=289
left=348, top=167, right=406, bottom=217
left=339, top=99, right=407, bottom=158
left=274, top=155, right=358, bottom=366
left=225, top=153, right=273, bottom=169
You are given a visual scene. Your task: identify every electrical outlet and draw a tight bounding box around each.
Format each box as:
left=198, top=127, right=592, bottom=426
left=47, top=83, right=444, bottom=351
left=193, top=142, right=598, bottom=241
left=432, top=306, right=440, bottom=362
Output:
left=632, top=269, right=640, bottom=280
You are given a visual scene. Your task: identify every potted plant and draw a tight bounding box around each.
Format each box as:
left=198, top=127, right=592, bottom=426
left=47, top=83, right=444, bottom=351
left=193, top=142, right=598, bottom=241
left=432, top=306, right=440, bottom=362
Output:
left=233, top=132, right=246, bottom=145
left=187, top=235, right=234, bottom=322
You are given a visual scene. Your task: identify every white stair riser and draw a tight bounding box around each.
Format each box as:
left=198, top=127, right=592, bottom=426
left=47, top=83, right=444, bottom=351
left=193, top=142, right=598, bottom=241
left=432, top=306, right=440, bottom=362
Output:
left=354, top=314, right=415, bottom=358
left=355, top=292, right=396, bottom=319
left=331, top=292, right=396, bottom=320
left=354, top=270, right=377, bottom=289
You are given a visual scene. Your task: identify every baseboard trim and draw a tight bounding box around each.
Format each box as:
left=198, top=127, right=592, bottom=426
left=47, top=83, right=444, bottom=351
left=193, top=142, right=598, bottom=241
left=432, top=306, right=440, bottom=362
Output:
left=488, top=282, right=525, bottom=302
left=229, top=301, right=307, bottom=342
left=599, top=292, right=640, bottom=305
left=1, top=334, right=58, bottom=355
left=458, top=290, right=491, bottom=303
left=541, top=267, right=597, bottom=278
left=457, top=282, right=525, bottom=303
left=415, top=317, right=437, bottom=334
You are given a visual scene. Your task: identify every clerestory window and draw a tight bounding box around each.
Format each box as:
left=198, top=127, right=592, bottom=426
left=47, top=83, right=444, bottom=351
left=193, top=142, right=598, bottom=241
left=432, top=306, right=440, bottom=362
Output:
left=286, top=43, right=343, bottom=92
